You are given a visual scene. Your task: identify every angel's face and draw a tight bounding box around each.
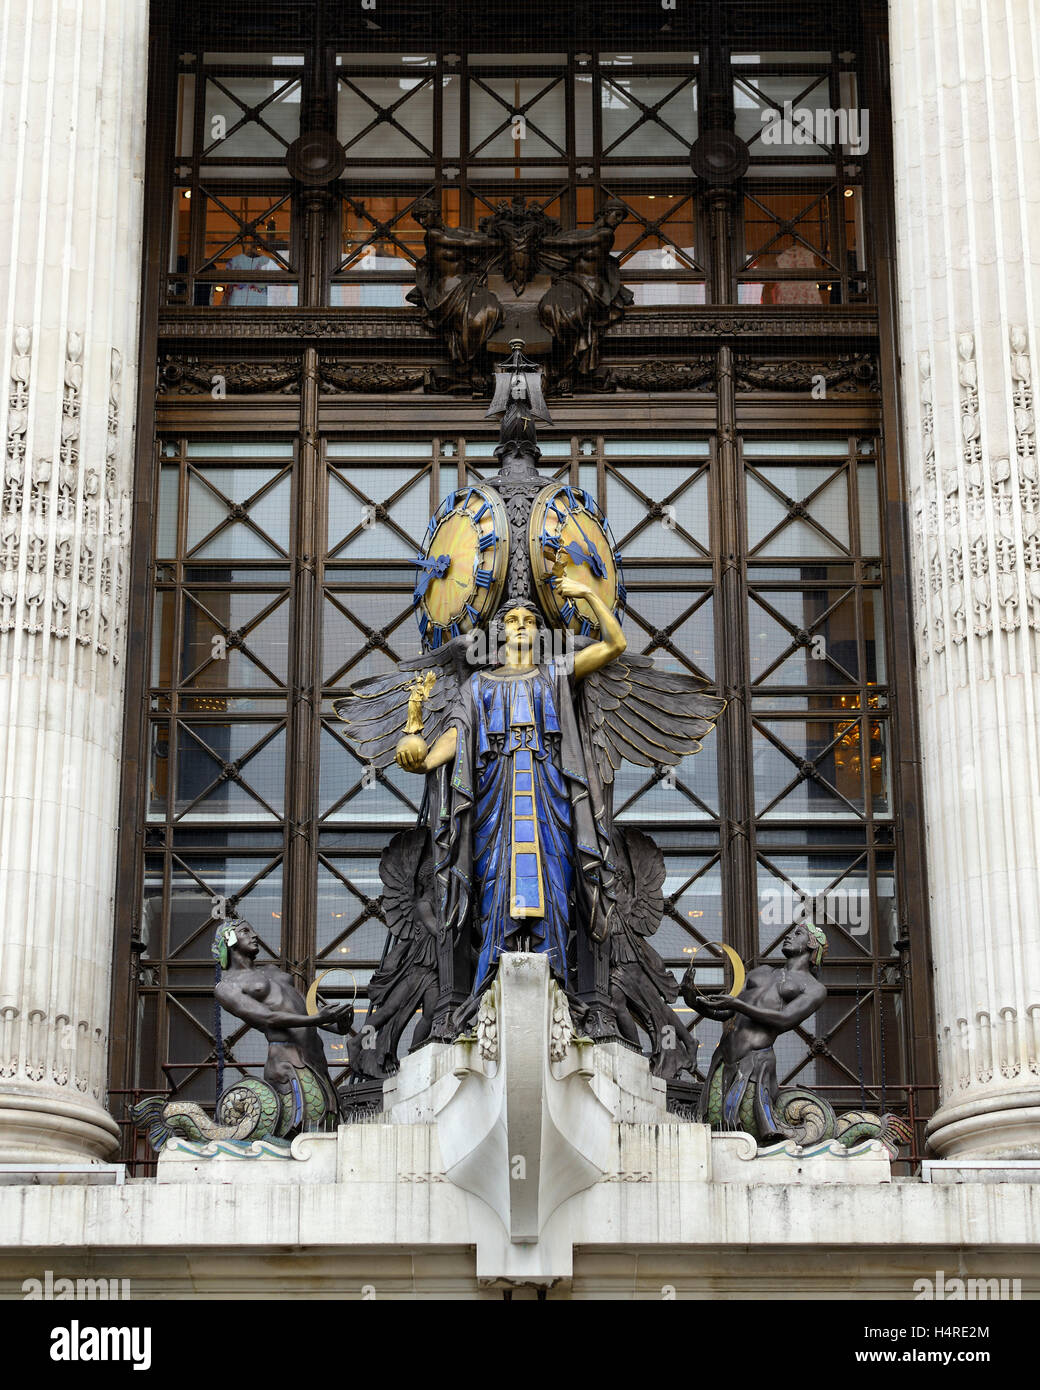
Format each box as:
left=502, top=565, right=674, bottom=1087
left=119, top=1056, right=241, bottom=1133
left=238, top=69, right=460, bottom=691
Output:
left=502, top=606, right=539, bottom=667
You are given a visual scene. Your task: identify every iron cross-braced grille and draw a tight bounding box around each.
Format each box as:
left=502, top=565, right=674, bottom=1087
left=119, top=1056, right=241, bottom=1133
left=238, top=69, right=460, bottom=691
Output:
left=115, top=2, right=936, bottom=1171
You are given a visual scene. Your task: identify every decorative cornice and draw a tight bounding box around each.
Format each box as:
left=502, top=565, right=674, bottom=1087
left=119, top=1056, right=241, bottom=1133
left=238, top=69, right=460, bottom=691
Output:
left=157, top=305, right=880, bottom=346
left=158, top=309, right=433, bottom=342
left=610, top=307, right=878, bottom=340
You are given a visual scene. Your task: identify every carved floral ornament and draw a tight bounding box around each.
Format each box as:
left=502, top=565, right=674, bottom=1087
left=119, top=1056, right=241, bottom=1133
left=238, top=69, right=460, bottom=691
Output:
left=2, top=328, right=130, bottom=661
left=911, top=327, right=1040, bottom=677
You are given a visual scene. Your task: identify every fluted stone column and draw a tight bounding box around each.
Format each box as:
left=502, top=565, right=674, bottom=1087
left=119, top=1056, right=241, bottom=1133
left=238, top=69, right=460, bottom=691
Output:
left=891, top=0, right=1040, bottom=1157
left=0, top=1, right=147, bottom=1161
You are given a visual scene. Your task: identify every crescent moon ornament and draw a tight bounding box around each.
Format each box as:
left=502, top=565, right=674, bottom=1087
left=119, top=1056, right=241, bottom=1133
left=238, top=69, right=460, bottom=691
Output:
left=687, top=941, right=746, bottom=1002
left=305, top=969, right=359, bottom=1017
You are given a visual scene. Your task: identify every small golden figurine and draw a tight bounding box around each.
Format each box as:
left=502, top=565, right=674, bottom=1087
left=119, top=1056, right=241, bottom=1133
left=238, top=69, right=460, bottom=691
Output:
left=396, top=670, right=436, bottom=768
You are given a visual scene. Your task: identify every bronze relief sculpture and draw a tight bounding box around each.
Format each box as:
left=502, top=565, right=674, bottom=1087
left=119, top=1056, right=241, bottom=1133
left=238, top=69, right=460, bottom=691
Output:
left=406, top=195, right=633, bottom=387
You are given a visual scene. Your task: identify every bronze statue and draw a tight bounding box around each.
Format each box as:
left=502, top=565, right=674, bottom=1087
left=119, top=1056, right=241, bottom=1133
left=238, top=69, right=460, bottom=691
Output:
left=406, top=197, right=502, bottom=372
left=405, top=197, right=632, bottom=383
left=213, top=920, right=353, bottom=1094
left=538, top=200, right=634, bottom=382
left=335, top=344, right=725, bottom=1052
left=609, top=827, right=699, bottom=1082
left=394, top=584, right=627, bottom=1031
left=132, top=919, right=352, bottom=1151
left=480, top=195, right=560, bottom=297
left=682, top=922, right=828, bottom=1142
left=345, top=828, right=440, bottom=1081
left=682, top=922, right=912, bottom=1153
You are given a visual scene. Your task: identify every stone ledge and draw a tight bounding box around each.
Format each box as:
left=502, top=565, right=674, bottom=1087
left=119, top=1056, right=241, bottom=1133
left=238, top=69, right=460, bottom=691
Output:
left=3, top=1142, right=1039, bottom=1254
left=0, top=1163, right=124, bottom=1188
left=922, top=1160, right=1040, bottom=1184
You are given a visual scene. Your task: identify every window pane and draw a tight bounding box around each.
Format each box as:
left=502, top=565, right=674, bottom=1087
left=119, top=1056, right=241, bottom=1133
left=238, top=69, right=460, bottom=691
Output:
left=601, top=75, right=698, bottom=156
left=203, top=76, right=300, bottom=157
left=175, top=723, right=286, bottom=821
left=858, top=463, right=881, bottom=555
left=735, top=74, right=832, bottom=156
left=749, top=589, right=859, bottom=686
left=337, top=76, right=435, bottom=158
left=468, top=76, right=566, bottom=160
left=157, top=466, right=179, bottom=557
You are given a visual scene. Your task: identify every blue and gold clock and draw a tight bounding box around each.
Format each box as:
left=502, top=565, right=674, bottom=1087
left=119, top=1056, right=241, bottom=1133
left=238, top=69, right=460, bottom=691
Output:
left=412, top=485, right=509, bottom=649
left=528, top=483, right=626, bottom=636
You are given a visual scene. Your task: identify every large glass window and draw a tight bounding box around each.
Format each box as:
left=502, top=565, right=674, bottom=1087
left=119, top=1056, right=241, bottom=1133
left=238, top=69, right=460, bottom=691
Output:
left=121, top=8, right=930, bottom=1169
left=165, top=45, right=872, bottom=308
left=135, top=424, right=909, bottom=1134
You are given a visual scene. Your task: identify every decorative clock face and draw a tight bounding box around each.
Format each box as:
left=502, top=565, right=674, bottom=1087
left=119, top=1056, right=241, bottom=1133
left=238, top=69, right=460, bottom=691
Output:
left=412, top=485, right=509, bottom=648
left=528, top=483, right=625, bottom=636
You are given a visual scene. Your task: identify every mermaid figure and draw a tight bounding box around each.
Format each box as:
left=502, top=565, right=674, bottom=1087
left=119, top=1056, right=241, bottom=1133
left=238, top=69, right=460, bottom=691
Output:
left=132, top=920, right=353, bottom=1150
left=682, top=922, right=828, bottom=1142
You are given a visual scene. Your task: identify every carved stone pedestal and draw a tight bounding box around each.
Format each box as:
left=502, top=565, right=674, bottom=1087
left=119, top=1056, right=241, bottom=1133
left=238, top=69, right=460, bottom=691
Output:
left=152, top=953, right=899, bottom=1286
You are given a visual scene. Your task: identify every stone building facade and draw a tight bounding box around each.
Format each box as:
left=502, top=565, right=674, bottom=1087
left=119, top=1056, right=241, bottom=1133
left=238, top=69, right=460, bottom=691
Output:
left=0, top=0, right=1038, bottom=1298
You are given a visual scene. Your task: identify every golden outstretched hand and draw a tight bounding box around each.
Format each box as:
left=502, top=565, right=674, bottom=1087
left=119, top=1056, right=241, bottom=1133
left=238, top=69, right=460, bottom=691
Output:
left=557, top=574, right=592, bottom=600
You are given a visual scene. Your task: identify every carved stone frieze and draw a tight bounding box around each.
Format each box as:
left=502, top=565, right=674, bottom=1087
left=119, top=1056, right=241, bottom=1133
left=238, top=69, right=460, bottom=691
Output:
left=911, top=329, right=1040, bottom=686
left=98, top=348, right=131, bottom=663
left=1, top=326, right=32, bottom=635
left=607, top=359, right=714, bottom=392
left=1, top=330, right=130, bottom=662
left=160, top=358, right=301, bottom=395
left=733, top=354, right=879, bottom=393
left=1010, top=326, right=1040, bottom=632
left=320, top=363, right=430, bottom=393
left=958, top=333, right=990, bottom=644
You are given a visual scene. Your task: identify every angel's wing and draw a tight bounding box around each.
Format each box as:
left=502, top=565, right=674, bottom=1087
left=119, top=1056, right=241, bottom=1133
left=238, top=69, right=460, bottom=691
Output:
left=332, top=635, right=473, bottom=770
left=613, top=827, right=666, bottom=938
left=581, top=652, right=725, bottom=785
left=379, top=827, right=431, bottom=940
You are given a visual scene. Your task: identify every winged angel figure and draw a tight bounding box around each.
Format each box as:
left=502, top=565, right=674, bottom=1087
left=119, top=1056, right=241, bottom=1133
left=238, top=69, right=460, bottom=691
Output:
left=335, top=580, right=724, bottom=1040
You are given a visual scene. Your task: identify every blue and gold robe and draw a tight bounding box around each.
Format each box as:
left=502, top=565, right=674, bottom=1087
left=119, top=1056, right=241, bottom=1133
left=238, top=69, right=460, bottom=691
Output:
left=436, top=661, right=614, bottom=991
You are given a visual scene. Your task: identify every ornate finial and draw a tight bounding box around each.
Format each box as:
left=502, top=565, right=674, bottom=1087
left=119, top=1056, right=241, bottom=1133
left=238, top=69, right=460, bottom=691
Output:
left=485, top=340, right=553, bottom=465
